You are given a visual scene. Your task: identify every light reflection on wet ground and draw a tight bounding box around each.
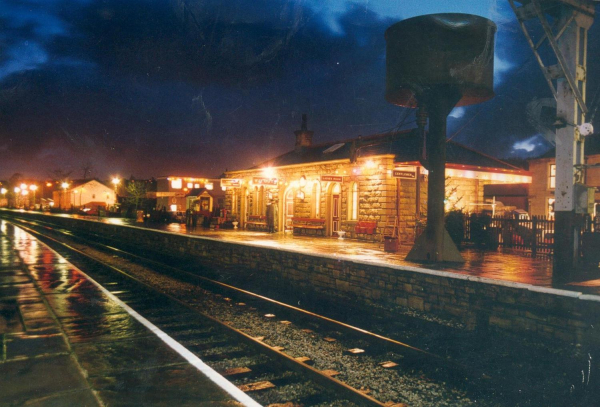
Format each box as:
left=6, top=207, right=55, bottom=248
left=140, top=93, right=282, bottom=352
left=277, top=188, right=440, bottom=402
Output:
left=0, top=220, right=244, bottom=406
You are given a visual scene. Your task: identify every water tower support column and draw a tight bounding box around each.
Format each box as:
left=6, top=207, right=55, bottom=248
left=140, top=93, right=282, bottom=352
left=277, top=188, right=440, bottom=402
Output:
left=406, top=89, right=464, bottom=263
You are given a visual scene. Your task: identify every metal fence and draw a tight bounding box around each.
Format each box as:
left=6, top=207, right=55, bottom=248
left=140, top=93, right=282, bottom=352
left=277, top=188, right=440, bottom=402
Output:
left=463, top=214, right=600, bottom=257
left=463, top=215, right=555, bottom=256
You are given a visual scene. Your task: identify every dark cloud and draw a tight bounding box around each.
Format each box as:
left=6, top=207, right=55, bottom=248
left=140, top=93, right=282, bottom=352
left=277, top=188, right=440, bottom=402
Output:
left=0, top=0, right=598, bottom=180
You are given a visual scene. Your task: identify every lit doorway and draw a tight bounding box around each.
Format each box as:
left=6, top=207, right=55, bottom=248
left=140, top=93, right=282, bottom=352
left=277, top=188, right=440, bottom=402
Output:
left=328, top=183, right=341, bottom=236
left=284, top=188, right=294, bottom=231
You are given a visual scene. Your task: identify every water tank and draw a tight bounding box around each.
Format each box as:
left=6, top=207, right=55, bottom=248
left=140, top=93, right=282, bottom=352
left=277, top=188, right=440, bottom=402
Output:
left=385, top=14, right=496, bottom=108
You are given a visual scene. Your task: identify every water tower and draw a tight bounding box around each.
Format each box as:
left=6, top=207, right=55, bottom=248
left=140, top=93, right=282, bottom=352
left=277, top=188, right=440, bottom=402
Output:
left=385, top=14, right=496, bottom=262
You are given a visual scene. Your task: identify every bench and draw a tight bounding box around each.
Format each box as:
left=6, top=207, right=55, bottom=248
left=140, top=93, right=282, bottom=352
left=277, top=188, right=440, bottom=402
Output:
left=246, top=215, right=267, bottom=230
left=292, top=217, right=326, bottom=236
left=354, top=221, right=377, bottom=235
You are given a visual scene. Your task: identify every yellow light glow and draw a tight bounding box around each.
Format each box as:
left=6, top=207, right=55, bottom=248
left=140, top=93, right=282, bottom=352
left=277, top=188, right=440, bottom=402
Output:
left=112, top=177, right=120, bottom=186
left=14, top=187, right=21, bottom=193
left=29, top=185, right=38, bottom=191
left=444, top=168, right=531, bottom=183
left=299, top=176, right=307, bottom=187
left=171, top=179, right=182, bottom=189
left=187, top=182, right=193, bottom=188
left=262, top=167, right=276, bottom=178
left=206, top=183, right=214, bottom=190
left=61, top=182, right=69, bottom=189
left=1, top=188, right=7, bottom=194
left=364, top=160, right=376, bottom=169
left=21, top=190, right=29, bottom=196
left=20, top=183, right=27, bottom=189
left=46, top=182, right=52, bottom=187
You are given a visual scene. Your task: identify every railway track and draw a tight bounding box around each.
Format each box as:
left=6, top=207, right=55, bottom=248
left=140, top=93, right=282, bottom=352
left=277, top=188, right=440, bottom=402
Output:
left=4, top=216, right=485, bottom=406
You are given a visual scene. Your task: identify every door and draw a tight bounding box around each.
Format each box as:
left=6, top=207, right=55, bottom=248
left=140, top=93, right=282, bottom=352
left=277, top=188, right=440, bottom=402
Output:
left=332, top=183, right=341, bottom=234
left=284, top=188, right=294, bottom=230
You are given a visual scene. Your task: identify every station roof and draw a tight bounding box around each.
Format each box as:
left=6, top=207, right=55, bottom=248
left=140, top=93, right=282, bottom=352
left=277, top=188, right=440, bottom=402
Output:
left=251, top=129, right=523, bottom=172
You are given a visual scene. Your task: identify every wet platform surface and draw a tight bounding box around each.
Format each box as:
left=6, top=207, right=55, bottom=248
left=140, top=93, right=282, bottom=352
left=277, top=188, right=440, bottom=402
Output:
left=0, top=221, right=251, bottom=406
left=94, top=216, right=600, bottom=295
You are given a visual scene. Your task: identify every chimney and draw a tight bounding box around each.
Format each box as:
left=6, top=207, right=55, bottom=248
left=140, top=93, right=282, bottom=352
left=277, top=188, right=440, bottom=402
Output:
left=294, top=114, right=313, bottom=150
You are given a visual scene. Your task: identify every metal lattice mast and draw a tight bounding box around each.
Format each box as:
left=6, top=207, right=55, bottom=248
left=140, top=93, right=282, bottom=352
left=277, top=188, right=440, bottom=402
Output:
left=509, top=0, right=595, bottom=281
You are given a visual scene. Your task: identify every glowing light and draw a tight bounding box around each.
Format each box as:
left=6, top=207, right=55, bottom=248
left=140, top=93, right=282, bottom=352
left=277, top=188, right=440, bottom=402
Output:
left=14, top=187, right=21, bottom=193
left=262, top=167, right=276, bottom=178
left=46, top=182, right=52, bottom=187
left=1, top=188, right=6, bottom=194
left=112, top=177, right=121, bottom=186
left=21, top=190, right=29, bottom=196
left=194, top=184, right=200, bottom=188
left=61, top=182, right=69, bottom=189
left=299, top=176, right=307, bottom=188
left=29, top=185, right=38, bottom=191
left=169, top=204, right=177, bottom=212
left=20, top=183, right=27, bottom=190
left=171, top=179, right=182, bottom=189
left=187, top=182, right=193, bottom=188
left=364, top=160, right=376, bottom=169
left=206, top=183, right=214, bottom=190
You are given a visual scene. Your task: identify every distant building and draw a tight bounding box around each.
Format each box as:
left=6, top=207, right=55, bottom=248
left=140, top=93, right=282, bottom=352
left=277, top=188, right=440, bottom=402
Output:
left=223, top=116, right=531, bottom=242
left=528, top=134, right=600, bottom=218
left=155, top=176, right=222, bottom=213
left=53, top=179, right=117, bottom=210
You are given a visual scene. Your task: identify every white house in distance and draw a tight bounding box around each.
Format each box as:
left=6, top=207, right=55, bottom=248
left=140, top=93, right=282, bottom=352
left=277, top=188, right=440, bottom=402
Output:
left=53, top=179, right=117, bottom=210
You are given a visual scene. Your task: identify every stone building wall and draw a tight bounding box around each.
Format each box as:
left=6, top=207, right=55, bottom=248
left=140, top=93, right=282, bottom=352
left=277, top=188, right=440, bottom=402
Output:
left=226, top=158, right=527, bottom=241
left=5, top=210, right=599, bottom=346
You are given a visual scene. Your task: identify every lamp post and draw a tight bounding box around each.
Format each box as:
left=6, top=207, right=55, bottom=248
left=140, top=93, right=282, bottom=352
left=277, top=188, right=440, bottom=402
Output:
left=29, top=184, right=38, bottom=209
left=61, top=182, right=69, bottom=209
left=14, top=187, right=21, bottom=208
left=112, top=177, right=120, bottom=210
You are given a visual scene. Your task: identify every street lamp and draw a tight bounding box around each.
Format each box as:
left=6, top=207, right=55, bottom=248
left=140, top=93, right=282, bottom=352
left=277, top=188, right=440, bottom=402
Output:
left=29, top=184, right=38, bottom=209
left=112, top=177, right=120, bottom=210
left=61, top=182, right=69, bottom=209
left=14, top=187, right=21, bottom=208
left=1, top=188, right=7, bottom=207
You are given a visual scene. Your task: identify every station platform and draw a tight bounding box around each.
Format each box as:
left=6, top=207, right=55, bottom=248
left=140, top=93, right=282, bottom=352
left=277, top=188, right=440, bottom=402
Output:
left=0, top=221, right=258, bottom=406
left=120, top=219, right=600, bottom=296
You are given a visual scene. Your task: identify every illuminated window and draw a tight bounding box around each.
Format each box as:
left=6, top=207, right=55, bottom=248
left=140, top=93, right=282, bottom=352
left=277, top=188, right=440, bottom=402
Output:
left=548, top=198, right=555, bottom=218
left=171, top=179, right=182, bottom=189
left=549, top=164, right=556, bottom=189
left=206, top=183, right=214, bottom=190
left=187, top=182, right=193, bottom=189
left=349, top=182, right=358, bottom=220
left=170, top=204, right=177, bottom=212
left=194, top=183, right=200, bottom=188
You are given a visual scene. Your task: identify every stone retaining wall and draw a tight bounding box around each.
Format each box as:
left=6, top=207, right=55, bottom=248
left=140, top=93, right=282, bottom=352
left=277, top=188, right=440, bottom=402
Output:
left=4, top=210, right=599, bottom=345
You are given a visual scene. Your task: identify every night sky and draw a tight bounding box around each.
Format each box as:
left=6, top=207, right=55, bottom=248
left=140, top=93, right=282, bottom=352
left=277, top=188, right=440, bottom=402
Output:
left=1, top=0, right=599, bottom=180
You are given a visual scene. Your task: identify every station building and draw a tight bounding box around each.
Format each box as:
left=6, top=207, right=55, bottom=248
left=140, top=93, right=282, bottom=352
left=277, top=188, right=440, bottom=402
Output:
left=53, top=179, right=117, bottom=211
left=223, top=117, right=531, bottom=243
left=155, top=176, right=224, bottom=214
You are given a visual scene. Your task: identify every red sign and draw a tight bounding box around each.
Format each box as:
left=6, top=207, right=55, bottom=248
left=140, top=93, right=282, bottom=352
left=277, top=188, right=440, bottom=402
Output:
left=393, top=170, right=416, bottom=179
left=321, top=175, right=343, bottom=183
left=220, top=179, right=241, bottom=188
left=253, top=177, right=278, bottom=186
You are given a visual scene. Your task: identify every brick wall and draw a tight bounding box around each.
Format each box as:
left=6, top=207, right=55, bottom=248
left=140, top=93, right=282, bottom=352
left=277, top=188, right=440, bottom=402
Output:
left=5, top=210, right=598, bottom=345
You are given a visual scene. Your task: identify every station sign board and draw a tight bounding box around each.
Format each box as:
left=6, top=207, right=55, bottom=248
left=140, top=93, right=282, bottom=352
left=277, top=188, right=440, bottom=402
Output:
left=393, top=169, right=416, bottom=179
left=220, top=179, right=241, bottom=188
left=253, top=177, right=278, bottom=186
left=321, top=175, right=343, bottom=183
